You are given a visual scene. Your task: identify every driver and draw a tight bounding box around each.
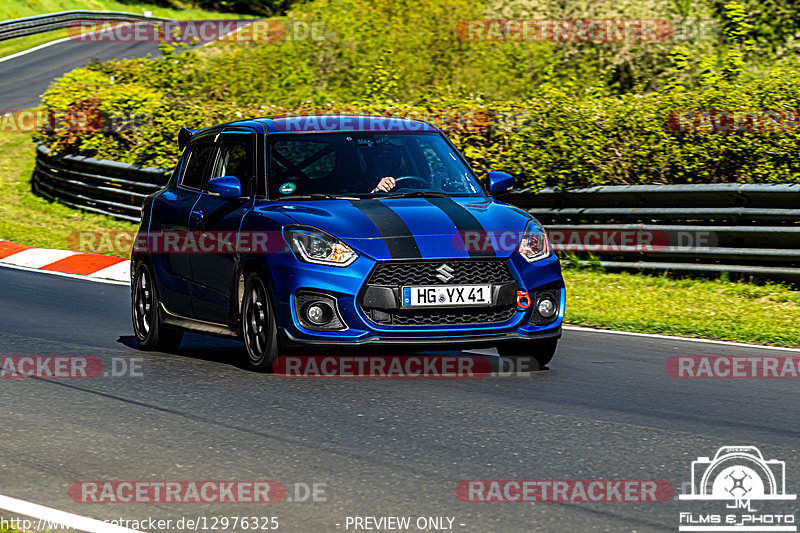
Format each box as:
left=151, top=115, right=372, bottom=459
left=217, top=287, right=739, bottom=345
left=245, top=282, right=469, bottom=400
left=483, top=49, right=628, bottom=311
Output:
left=362, top=144, right=405, bottom=194
left=371, top=176, right=395, bottom=193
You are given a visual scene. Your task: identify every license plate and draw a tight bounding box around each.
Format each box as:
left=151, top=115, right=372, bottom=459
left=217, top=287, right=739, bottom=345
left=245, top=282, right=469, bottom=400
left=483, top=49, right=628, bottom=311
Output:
left=401, top=285, right=492, bottom=307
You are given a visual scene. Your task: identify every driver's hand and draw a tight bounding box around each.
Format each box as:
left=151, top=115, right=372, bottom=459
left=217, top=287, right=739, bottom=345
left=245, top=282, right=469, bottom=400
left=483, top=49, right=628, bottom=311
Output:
left=371, top=176, right=395, bottom=193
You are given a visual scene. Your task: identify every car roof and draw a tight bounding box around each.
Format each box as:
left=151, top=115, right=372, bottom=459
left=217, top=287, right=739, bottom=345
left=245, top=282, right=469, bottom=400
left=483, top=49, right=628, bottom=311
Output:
left=259, top=115, right=440, bottom=133
left=188, top=115, right=440, bottom=137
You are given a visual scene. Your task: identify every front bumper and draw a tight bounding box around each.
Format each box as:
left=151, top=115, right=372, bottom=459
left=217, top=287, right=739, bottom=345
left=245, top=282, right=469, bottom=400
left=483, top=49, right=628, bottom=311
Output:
left=282, top=327, right=562, bottom=347
left=268, top=252, right=565, bottom=346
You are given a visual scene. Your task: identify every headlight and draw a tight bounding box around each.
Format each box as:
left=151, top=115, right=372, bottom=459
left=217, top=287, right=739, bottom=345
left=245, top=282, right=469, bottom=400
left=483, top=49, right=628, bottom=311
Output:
left=518, top=221, right=551, bottom=262
left=282, top=226, right=358, bottom=267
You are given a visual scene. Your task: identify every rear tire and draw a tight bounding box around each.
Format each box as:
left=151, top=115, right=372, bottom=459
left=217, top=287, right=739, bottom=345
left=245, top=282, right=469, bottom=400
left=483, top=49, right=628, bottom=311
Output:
left=241, top=272, right=280, bottom=372
left=497, top=339, right=558, bottom=370
left=132, top=261, right=183, bottom=352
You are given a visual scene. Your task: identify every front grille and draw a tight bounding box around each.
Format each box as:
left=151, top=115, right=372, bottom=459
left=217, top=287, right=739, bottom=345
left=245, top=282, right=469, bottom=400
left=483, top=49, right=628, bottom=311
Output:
left=367, top=259, right=513, bottom=286
left=361, top=259, right=517, bottom=327
left=373, top=306, right=517, bottom=326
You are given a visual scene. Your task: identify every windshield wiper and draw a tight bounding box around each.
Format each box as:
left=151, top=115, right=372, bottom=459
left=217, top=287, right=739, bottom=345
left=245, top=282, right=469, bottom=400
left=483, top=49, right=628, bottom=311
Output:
left=387, top=191, right=451, bottom=198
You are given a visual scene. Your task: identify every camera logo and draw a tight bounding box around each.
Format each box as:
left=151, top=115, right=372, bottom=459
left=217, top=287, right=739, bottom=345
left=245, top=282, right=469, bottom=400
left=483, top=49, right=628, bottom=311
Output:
left=679, top=446, right=796, bottom=532
left=680, top=446, right=795, bottom=502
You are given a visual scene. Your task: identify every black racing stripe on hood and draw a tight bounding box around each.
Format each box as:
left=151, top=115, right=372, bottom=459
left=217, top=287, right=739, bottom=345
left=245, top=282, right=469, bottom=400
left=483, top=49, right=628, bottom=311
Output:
left=426, top=197, right=496, bottom=257
left=348, top=200, right=422, bottom=259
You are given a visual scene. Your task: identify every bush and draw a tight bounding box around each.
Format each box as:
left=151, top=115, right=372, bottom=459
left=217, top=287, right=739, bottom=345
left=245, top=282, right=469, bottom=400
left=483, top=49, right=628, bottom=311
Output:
left=31, top=0, right=800, bottom=187
left=35, top=57, right=800, bottom=188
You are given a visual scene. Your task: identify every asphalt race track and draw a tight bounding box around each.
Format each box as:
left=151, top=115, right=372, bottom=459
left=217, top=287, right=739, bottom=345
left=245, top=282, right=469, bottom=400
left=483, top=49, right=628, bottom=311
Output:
left=0, top=31, right=168, bottom=111
left=0, top=265, right=798, bottom=532
left=3, top=16, right=798, bottom=533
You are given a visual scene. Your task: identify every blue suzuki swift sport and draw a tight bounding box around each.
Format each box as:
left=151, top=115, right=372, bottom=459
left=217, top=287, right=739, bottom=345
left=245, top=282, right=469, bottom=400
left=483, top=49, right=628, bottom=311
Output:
left=131, top=115, right=564, bottom=372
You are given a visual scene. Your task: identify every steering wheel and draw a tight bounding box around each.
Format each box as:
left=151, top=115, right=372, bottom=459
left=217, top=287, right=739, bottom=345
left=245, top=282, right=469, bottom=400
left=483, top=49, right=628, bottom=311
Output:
left=392, top=176, right=428, bottom=190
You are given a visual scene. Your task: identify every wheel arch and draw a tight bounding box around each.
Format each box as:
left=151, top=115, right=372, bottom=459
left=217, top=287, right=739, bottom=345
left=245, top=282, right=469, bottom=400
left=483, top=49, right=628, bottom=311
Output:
left=234, top=255, right=278, bottom=325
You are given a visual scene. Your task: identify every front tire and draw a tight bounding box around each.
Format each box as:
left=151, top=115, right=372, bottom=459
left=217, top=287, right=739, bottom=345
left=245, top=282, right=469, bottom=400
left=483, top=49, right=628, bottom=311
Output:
left=241, top=272, right=280, bottom=372
left=132, top=261, right=183, bottom=352
left=497, top=339, right=558, bottom=370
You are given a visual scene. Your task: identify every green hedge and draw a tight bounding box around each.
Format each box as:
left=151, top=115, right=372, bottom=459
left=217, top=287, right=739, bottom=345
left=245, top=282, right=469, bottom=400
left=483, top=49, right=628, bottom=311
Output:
left=33, top=56, right=800, bottom=190
left=29, top=0, right=800, bottom=189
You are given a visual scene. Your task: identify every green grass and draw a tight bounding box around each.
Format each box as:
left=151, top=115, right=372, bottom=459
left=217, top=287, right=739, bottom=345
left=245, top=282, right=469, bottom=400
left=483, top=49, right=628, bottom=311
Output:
left=564, top=269, right=800, bottom=347
left=2, top=129, right=800, bottom=347
left=0, top=129, right=136, bottom=255
left=0, top=29, right=70, bottom=59
left=0, top=0, right=247, bottom=59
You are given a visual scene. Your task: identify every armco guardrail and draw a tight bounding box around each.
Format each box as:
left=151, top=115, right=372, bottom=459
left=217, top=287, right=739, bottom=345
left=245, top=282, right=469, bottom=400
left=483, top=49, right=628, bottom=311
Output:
left=0, top=10, right=170, bottom=42
left=32, top=144, right=800, bottom=278
left=33, top=144, right=169, bottom=222
left=501, top=184, right=800, bottom=277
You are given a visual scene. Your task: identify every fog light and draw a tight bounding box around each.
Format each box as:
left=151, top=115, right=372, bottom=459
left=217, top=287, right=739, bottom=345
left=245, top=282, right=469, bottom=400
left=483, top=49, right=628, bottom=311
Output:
left=537, top=296, right=556, bottom=318
left=307, top=305, right=324, bottom=323
left=295, top=291, right=347, bottom=331
left=305, top=302, right=332, bottom=325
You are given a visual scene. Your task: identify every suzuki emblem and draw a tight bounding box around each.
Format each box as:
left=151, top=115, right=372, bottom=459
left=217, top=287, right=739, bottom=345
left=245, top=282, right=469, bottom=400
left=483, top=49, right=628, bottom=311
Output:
left=435, top=263, right=455, bottom=283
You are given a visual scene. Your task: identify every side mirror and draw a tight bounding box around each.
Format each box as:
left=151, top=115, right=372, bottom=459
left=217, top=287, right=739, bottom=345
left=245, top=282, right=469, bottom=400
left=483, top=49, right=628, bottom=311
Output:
left=207, top=176, right=242, bottom=198
left=487, top=171, right=513, bottom=194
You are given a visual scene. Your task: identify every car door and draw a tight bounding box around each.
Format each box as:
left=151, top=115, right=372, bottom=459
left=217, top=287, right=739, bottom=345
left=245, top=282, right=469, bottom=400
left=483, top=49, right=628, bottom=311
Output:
left=149, top=141, right=216, bottom=317
left=188, top=132, right=256, bottom=323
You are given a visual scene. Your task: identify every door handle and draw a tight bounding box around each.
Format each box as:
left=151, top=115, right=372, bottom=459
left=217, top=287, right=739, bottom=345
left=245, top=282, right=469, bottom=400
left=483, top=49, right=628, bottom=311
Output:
left=189, top=210, right=205, bottom=231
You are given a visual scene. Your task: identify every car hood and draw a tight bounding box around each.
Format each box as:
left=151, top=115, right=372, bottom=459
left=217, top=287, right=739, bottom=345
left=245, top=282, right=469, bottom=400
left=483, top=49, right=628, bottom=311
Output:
left=264, top=196, right=534, bottom=260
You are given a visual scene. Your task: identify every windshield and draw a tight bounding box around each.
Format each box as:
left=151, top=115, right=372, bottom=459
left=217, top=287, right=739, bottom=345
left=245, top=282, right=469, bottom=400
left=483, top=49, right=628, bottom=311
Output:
left=267, top=131, right=484, bottom=200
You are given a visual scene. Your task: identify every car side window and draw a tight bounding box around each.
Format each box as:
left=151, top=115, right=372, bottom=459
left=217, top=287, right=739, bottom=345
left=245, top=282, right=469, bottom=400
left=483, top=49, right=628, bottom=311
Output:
left=180, top=143, right=216, bottom=190
left=209, top=141, right=253, bottom=197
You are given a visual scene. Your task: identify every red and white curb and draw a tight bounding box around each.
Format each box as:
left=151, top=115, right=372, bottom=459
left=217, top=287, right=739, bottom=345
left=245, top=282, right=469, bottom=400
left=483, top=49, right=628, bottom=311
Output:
left=0, top=240, right=129, bottom=283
